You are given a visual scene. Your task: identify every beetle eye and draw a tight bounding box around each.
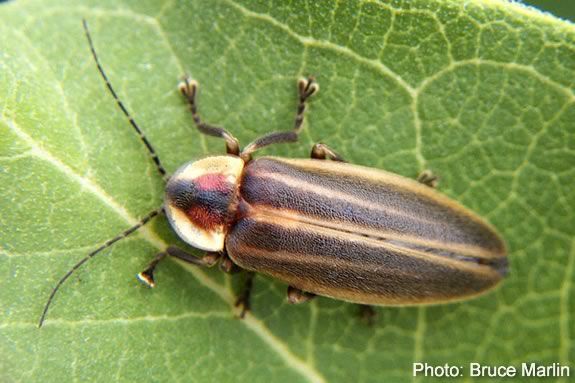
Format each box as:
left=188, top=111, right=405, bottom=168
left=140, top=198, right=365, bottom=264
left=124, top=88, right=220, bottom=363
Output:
left=166, top=180, right=197, bottom=211
left=165, top=174, right=236, bottom=232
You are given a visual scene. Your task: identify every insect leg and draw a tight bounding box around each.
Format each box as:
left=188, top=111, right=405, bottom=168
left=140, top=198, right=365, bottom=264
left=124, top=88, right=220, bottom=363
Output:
left=219, top=252, right=241, bottom=274
left=417, top=170, right=439, bottom=188
left=357, top=304, right=377, bottom=326
left=287, top=286, right=316, bottom=304
left=240, top=77, right=319, bottom=160
left=137, top=246, right=221, bottom=287
left=235, top=272, right=255, bottom=318
left=310, top=143, right=346, bottom=162
left=178, top=77, right=240, bottom=155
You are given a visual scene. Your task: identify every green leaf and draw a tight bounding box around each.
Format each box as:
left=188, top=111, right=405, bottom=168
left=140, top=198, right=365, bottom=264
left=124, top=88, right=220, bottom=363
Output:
left=1, top=0, right=573, bottom=382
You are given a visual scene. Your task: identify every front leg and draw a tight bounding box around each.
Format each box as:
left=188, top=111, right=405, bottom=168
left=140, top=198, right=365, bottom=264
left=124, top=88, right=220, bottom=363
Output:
left=178, top=77, right=240, bottom=155
left=137, top=246, right=221, bottom=287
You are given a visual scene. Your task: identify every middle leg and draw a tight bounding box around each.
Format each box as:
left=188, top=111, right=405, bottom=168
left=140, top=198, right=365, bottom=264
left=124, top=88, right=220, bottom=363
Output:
left=240, top=77, right=319, bottom=160
left=287, top=285, right=316, bottom=304
left=235, top=272, right=255, bottom=318
left=310, top=143, right=346, bottom=162
left=417, top=170, right=439, bottom=188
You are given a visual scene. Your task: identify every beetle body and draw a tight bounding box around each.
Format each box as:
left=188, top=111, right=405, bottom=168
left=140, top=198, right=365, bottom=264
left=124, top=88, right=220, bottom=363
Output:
left=165, top=155, right=507, bottom=306
left=39, top=26, right=508, bottom=327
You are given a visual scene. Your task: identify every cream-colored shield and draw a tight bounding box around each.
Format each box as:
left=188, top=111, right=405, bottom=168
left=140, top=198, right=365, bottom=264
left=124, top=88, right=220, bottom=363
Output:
left=164, top=155, right=245, bottom=251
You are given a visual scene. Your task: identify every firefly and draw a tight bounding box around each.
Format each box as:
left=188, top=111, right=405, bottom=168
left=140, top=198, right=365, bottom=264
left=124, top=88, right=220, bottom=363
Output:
left=38, top=20, right=507, bottom=327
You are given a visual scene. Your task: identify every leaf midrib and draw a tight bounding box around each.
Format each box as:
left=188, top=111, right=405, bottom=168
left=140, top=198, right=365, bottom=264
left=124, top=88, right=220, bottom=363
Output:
left=6, top=117, right=326, bottom=383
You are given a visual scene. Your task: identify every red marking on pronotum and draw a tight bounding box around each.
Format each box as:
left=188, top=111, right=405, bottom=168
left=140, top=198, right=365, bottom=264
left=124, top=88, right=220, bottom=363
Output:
left=195, top=173, right=230, bottom=192
left=186, top=205, right=225, bottom=230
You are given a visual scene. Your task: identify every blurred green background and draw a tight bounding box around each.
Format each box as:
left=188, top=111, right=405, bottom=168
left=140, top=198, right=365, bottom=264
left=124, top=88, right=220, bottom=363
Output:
left=0, top=0, right=570, bottom=21
left=524, top=0, right=574, bottom=22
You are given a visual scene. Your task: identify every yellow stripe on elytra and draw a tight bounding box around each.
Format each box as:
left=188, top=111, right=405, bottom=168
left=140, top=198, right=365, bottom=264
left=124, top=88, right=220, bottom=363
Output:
left=250, top=172, right=500, bottom=259
left=233, top=224, right=501, bottom=304
left=275, top=157, right=498, bottom=232
left=248, top=209, right=502, bottom=265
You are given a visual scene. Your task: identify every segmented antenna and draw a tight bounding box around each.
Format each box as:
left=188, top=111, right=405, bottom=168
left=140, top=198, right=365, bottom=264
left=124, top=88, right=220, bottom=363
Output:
left=82, top=19, right=168, bottom=179
left=38, top=208, right=162, bottom=327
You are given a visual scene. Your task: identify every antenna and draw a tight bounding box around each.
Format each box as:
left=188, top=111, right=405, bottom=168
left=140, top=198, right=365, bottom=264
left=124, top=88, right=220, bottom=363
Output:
left=82, top=19, right=168, bottom=179
left=39, top=21, right=171, bottom=327
left=38, top=208, right=162, bottom=327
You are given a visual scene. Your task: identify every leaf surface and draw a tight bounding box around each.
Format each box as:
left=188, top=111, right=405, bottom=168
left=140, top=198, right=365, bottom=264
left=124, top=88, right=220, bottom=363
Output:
left=1, top=1, right=574, bottom=382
